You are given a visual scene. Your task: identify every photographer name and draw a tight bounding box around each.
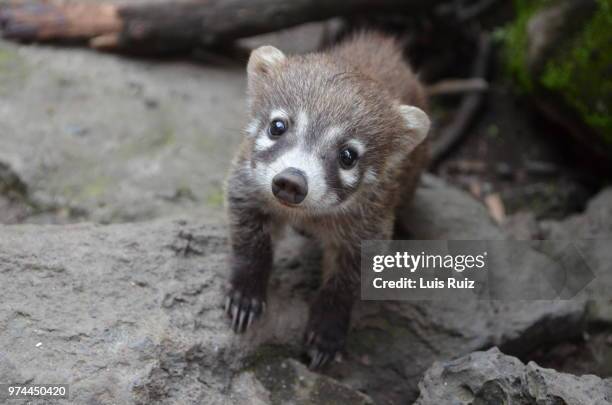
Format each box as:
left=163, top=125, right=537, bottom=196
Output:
left=373, top=277, right=476, bottom=289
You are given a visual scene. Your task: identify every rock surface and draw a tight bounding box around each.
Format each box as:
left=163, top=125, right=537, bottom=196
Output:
left=0, top=219, right=375, bottom=404
left=0, top=38, right=245, bottom=224
left=0, top=175, right=594, bottom=404
left=415, top=347, right=612, bottom=405
left=540, top=186, right=612, bottom=324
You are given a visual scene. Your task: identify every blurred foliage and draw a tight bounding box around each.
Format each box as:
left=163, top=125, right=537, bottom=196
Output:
left=500, top=0, right=612, bottom=143
left=499, top=0, right=545, bottom=91
left=540, top=0, right=612, bottom=142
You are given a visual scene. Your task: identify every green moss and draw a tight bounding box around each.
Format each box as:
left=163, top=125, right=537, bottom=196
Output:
left=501, top=0, right=548, bottom=91
left=118, top=119, right=178, bottom=159
left=0, top=48, right=13, bottom=67
left=252, top=358, right=299, bottom=405
left=205, top=188, right=224, bottom=208
left=502, top=0, right=612, bottom=143
left=309, top=378, right=372, bottom=405
left=81, top=175, right=112, bottom=199
left=241, top=344, right=297, bottom=371
left=540, top=0, right=612, bottom=142
left=0, top=44, right=29, bottom=92
left=150, top=127, right=177, bottom=149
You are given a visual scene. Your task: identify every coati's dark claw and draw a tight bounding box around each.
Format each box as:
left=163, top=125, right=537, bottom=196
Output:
left=304, top=292, right=350, bottom=370
left=304, top=329, right=341, bottom=370
left=225, top=288, right=265, bottom=334
left=306, top=337, right=337, bottom=370
left=308, top=348, right=332, bottom=370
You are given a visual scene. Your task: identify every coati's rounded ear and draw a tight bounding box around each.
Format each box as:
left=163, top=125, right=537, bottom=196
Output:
left=398, top=105, right=430, bottom=148
left=247, top=46, right=286, bottom=79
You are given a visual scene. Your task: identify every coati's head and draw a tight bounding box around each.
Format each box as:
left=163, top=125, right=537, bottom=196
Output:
left=244, top=45, right=430, bottom=215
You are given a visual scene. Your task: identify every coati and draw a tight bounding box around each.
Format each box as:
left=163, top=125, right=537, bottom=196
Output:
left=224, top=32, right=430, bottom=369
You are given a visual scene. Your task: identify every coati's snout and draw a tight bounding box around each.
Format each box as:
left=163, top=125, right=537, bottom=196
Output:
left=272, top=168, right=308, bottom=205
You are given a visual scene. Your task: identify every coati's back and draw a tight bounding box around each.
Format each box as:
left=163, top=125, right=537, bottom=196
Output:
left=330, top=32, right=427, bottom=111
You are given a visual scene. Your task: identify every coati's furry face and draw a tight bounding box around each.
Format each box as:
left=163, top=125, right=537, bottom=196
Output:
left=244, top=46, right=430, bottom=215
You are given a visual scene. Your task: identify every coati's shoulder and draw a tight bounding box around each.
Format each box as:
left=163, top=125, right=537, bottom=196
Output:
left=329, top=31, right=427, bottom=110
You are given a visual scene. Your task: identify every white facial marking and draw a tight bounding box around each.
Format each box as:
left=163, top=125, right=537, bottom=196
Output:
left=339, top=167, right=359, bottom=188
left=254, top=134, right=275, bottom=151
left=254, top=143, right=328, bottom=209
left=252, top=113, right=366, bottom=211
left=270, top=109, right=289, bottom=121
left=318, top=125, right=344, bottom=152
left=295, top=110, right=309, bottom=138
left=346, top=139, right=365, bottom=156
left=245, top=119, right=260, bottom=137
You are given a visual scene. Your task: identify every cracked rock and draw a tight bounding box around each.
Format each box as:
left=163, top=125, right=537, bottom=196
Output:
left=415, top=347, right=612, bottom=405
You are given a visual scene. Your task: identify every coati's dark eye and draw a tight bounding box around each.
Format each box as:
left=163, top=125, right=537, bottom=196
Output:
left=269, top=119, right=288, bottom=137
left=339, top=147, right=358, bottom=169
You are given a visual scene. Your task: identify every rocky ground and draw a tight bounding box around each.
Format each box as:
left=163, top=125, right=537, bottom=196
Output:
left=1, top=22, right=611, bottom=405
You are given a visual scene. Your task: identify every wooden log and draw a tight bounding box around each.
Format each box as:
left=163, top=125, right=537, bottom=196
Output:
left=1, top=0, right=444, bottom=52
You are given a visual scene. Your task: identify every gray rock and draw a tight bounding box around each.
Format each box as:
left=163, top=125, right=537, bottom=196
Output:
left=0, top=219, right=374, bottom=404
left=399, top=174, right=503, bottom=240
left=415, top=347, right=612, bottom=405
left=541, top=187, right=612, bottom=240
left=0, top=175, right=591, bottom=404
left=540, top=187, right=612, bottom=324
left=503, top=211, right=541, bottom=240
left=0, top=38, right=246, bottom=224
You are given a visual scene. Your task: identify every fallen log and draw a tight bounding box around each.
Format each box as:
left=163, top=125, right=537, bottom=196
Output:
left=0, top=0, right=444, bottom=53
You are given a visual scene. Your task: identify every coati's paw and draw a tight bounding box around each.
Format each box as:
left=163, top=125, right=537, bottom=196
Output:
left=224, top=284, right=266, bottom=334
left=304, top=302, right=349, bottom=370
left=304, top=323, right=346, bottom=370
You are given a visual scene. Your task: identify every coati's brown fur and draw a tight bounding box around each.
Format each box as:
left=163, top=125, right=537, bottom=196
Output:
left=224, top=32, right=430, bottom=369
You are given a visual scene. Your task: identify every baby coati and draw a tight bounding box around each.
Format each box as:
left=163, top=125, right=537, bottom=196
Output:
left=224, top=32, right=430, bottom=369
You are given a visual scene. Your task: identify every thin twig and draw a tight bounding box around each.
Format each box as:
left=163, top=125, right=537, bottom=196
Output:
left=429, top=32, right=492, bottom=169
left=457, top=0, right=500, bottom=21
left=427, top=78, right=488, bottom=97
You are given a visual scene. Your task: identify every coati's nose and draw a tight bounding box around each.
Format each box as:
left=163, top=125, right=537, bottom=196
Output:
left=272, top=168, right=308, bottom=205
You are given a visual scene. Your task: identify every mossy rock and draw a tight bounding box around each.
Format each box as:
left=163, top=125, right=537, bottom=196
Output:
left=502, top=0, right=612, bottom=159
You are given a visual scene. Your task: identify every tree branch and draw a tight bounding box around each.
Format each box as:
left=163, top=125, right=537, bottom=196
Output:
left=1, top=0, right=445, bottom=53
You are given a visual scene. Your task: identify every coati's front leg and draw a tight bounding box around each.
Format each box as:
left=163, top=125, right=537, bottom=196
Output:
left=225, top=178, right=273, bottom=333
left=305, top=217, right=394, bottom=369
left=305, top=243, right=359, bottom=369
